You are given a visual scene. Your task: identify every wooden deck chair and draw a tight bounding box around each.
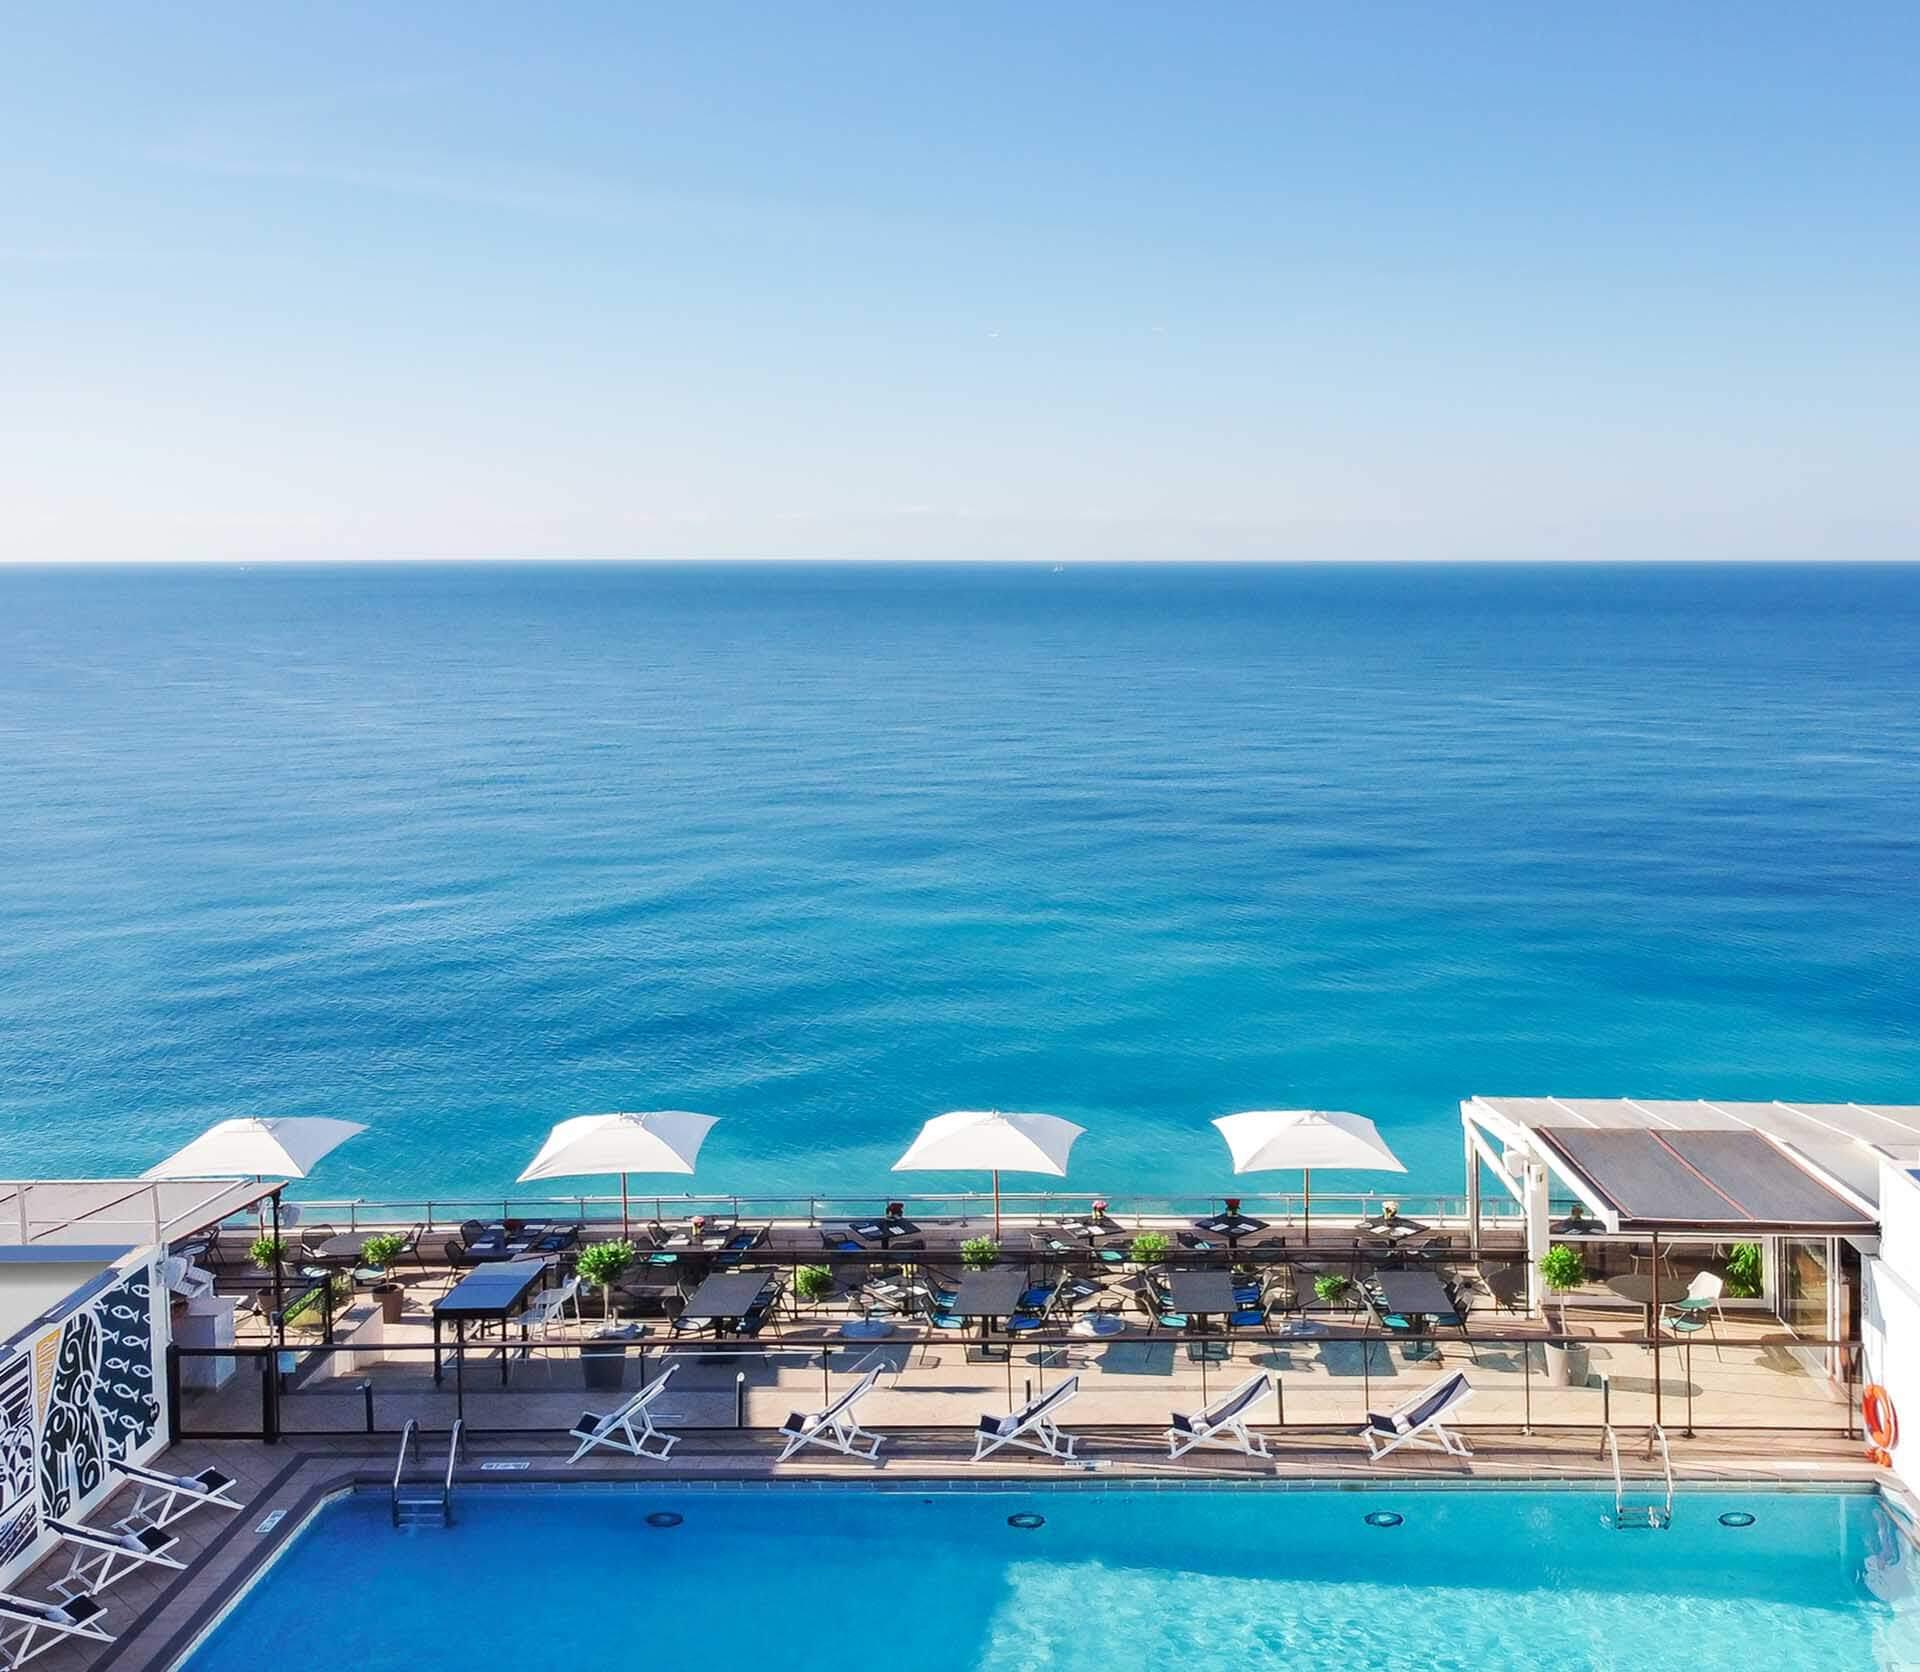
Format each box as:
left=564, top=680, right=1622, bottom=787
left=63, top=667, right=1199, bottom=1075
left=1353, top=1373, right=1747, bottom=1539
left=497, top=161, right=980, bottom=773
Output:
left=1359, top=1371, right=1474, bottom=1461
left=973, top=1375, right=1081, bottom=1462
left=777, top=1367, right=885, bottom=1461
left=567, top=1362, right=681, bottom=1462
left=1167, top=1371, right=1272, bottom=1461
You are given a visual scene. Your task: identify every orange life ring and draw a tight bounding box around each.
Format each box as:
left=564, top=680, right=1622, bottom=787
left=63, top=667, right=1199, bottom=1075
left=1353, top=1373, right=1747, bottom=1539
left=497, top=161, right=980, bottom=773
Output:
left=1864, top=1384, right=1898, bottom=1453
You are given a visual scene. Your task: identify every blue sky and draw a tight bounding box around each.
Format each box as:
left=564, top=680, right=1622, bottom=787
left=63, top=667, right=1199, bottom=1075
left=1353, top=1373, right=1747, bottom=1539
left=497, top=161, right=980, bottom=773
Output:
left=4, top=3, right=1916, bottom=561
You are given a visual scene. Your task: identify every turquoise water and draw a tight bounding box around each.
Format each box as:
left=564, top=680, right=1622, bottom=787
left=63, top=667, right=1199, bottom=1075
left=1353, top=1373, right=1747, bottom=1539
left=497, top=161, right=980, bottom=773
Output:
left=182, top=1486, right=1920, bottom=1671
left=2, top=562, right=1917, bottom=1200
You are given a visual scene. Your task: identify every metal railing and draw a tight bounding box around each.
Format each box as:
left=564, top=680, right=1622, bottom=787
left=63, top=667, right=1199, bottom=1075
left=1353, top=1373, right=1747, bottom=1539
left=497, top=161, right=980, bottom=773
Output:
left=223, top=1188, right=1544, bottom=1235
left=173, top=1328, right=1864, bottom=1449
left=389, top=1418, right=419, bottom=1525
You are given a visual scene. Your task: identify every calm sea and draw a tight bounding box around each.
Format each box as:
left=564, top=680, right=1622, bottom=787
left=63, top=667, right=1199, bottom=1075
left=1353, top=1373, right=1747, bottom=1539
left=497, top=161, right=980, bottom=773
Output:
left=1, top=563, right=1916, bottom=1207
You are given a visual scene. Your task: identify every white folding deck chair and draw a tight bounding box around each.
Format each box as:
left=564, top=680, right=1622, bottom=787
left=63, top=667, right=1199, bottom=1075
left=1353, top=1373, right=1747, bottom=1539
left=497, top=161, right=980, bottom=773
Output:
left=973, top=1375, right=1081, bottom=1462
left=567, top=1363, right=682, bottom=1463
left=112, top=1462, right=242, bottom=1533
left=778, top=1367, right=885, bottom=1462
left=0, top=1590, right=112, bottom=1665
left=159, top=1254, right=216, bottom=1302
left=1359, top=1370, right=1474, bottom=1460
left=45, top=1517, right=186, bottom=1602
left=1166, top=1371, right=1272, bottom=1461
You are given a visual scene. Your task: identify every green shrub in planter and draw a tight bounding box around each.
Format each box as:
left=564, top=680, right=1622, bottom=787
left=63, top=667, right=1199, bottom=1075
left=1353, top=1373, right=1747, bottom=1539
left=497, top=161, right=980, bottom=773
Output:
left=576, top=1239, right=637, bottom=1319
left=248, top=1234, right=286, bottom=1269
left=1128, top=1231, right=1172, bottom=1266
left=960, top=1237, right=999, bottom=1270
left=360, top=1232, right=406, bottom=1274
left=1724, top=1242, right=1763, bottom=1300
left=1312, top=1273, right=1353, bottom=1307
left=795, top=1264, right=834, bottom=1303
left=1537, top=1244, right=1588, bottom=1337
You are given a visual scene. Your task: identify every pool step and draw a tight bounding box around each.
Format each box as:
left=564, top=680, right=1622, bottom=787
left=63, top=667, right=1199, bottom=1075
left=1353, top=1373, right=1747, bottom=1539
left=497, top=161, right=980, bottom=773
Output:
left=1609, top=1504, right=1673, bottom=1530
left=393, top=1494, right=449, bottom=1528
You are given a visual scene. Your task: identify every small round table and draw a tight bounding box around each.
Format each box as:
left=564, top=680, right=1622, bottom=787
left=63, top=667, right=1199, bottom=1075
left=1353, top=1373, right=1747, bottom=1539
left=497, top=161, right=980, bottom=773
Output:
left=1606, top=1272, right=1689, bottom=1334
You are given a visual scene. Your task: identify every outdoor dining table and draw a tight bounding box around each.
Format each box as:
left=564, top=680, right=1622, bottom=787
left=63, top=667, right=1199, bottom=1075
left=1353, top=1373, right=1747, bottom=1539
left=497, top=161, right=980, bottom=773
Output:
left=948, top=1268, right=1028, bottom=1360
left=432, top=1259, right=551, bottom=1385
left=1164, top=1269, right=1237, bottom=1357
left=846, top=1214, right=919, bottom=1248
left=310, top=1231, right=384, bottom=1265
left=1608, top=1272, right=1690, bottom=1334
left=660, top=1223, right=739, bottom=1253
left=1370, top=1267, right=1454, bottom=1358
left=678, top=1271, right=776, bottom=1336
left=1192, top=1212, right=1270, bottom=1249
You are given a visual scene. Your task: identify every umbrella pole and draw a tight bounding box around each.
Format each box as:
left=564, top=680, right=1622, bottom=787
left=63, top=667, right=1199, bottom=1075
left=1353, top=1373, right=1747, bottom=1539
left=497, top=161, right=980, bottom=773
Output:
left=993, top=1170, right=1001, bottom=1240
left=1302, top=1169, right=1311, bottom=1249
left=621, top=1174, right=630, bottom=1239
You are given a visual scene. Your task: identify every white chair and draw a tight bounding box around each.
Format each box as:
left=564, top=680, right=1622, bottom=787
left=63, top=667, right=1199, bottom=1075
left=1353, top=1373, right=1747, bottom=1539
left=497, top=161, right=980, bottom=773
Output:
left=159, top=1254, right=216, bottom=1302
left=45, top=1518, right=185, bottom=1601
left=111, top=1462, right=242, bottom=1533
left=778, top=1367, right=886, bottom=1461
left=1359, top=1371, right=1474, bottom=1460
left=1661, top=1271, right=1726, bottom=1359
left=1167, top=1371, right=1272, bottom=1461
left=567, top=1363, right=681, bottom=1463
left=0, top=1590, right=112, bottom=1665
left=973, top=1376, right=1081, bottom=1462
left=514, top=1284, right=581, bottom=1379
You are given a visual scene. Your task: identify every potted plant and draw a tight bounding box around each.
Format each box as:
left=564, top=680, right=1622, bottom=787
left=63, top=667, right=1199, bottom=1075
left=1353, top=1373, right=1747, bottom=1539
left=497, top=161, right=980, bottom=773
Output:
left=1313, top=1272, right=1354, bottom=1313
left=248, top=1233, right=285, bottom=1270
left=577, top=1239, right=636, bottom=1321
left=1538, top=1243, right=1590, bottom=1386
left=1224, top=1198, right=1242, bottom=1215
left=794, top=1264, right=834, bottom=1308
left=576, top=1239, right=639, bottom=1390
left=961, top=1236, right=999, bottom=1271
left=1127, top=1231, right=1171, bottom=1268
left=1724, top=1242, right=1763, bottom=1300
left=1381, top=1200, right=1400, bottom=1223
left=360, top=1232, right=408, bottom=1324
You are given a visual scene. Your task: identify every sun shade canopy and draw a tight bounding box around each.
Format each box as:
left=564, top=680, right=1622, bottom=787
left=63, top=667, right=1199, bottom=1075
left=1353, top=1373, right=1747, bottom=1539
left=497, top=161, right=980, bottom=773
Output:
left=1536, top=1128, right=1875, bottom=1234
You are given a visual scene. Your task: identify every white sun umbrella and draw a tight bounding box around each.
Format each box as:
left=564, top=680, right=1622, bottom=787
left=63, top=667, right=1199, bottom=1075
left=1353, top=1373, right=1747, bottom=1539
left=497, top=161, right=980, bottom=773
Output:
left=517, top=1110, right=718, bottom=1235
left=1211, top=1109, right=1405, bottom=1242
left=892, top=1109, right=1085, bottom=1237
left=144, top=1116, right=367, bottom=1181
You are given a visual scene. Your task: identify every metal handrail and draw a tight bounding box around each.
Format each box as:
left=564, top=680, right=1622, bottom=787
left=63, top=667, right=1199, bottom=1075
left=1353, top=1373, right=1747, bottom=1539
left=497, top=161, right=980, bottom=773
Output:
left=246, top=1187, right=1545, bottom=1235
left=442, top=1419, right=464, bottom=1525
left=389, top=1417, right=419, bottom=1525
left=1605, top=1423, right=1624, bottom=1517
left=1651, top=1423, right=1674, bottom=1518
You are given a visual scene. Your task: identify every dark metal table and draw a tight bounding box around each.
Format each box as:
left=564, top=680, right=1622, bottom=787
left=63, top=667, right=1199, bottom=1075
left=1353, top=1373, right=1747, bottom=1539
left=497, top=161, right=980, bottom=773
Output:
left=432, top=1260, right=550, bottom=1384
left=846, top=1215, right=920, bottom=1249
left=1164, top=1269, right=1237, bottom=1360
left=1193, top=1213, right=1270, bottom=1249
left=311, top=1231, right=383, bottom=1265
left=949, top=1268, right=1028, bottom=1358
left=678, top=1271, right=776, bottom=1335
left=1164, top=1269, right=1236, bottom=1324
left=1371, top=1268, right=1454, bottom=1359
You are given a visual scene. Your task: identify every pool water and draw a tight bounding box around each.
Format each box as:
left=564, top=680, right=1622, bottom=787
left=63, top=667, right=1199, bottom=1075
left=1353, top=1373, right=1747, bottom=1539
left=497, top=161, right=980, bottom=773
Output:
left=181, top=1485, right=1920, bottom=1671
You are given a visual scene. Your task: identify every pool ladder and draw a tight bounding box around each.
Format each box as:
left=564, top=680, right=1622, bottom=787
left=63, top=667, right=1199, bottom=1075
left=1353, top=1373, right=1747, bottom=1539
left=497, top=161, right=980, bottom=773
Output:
left=1604, top=1423, right=1673, bottom=1529
left=391, top=1418, right=464, bottom=1529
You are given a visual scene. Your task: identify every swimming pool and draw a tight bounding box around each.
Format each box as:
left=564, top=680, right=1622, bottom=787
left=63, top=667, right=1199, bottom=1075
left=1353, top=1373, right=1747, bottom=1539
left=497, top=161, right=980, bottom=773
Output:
left=180, top=1483, right=1919, bottom=1671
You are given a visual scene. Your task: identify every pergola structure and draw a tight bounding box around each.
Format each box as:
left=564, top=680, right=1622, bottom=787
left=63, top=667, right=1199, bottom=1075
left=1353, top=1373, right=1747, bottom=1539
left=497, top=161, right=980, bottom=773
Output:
left=1460, top=1098, right=1920, bottom=1316
left=0, top=1177, right=279, bottom=1247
